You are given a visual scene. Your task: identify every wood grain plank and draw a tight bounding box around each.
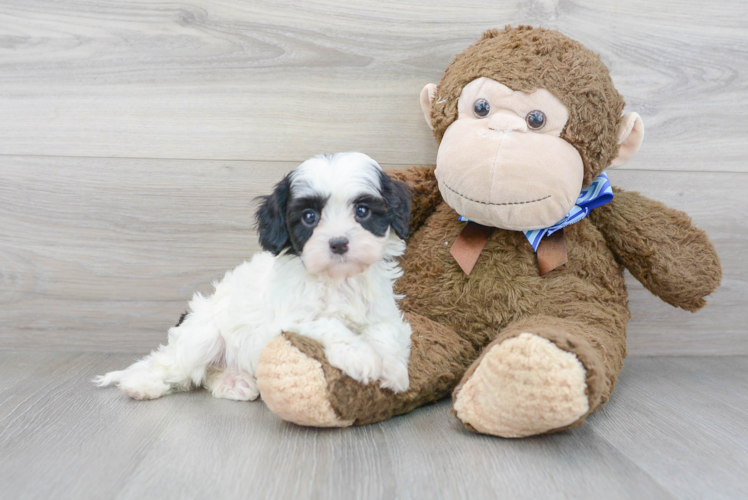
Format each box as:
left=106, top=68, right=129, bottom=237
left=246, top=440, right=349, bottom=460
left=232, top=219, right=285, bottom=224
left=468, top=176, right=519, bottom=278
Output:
left=0, top=351, right=698, bottom=500
left=0, top=352, right=193, bottom=500
left=375, top=406, right=675, bottom=500
left=0, top=156, right=284, bottom=350
left=0, top=0, right=746, bottom=171
left=590, top=357, right=748, bottom=499
left=117, top=403, right=675, bottom=500
left=1, top=156, right=745, bottom=354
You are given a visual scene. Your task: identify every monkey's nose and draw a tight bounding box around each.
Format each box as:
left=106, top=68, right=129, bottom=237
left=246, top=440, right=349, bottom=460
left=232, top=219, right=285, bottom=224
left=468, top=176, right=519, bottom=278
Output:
left=488, top=113, right=527, bottom=133
left=329, top=237, right=349, bottom=255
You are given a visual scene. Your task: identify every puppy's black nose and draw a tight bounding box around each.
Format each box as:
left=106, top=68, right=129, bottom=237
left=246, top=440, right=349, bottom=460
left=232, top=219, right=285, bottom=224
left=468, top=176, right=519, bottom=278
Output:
left=329, top=237, right=349, bottom=255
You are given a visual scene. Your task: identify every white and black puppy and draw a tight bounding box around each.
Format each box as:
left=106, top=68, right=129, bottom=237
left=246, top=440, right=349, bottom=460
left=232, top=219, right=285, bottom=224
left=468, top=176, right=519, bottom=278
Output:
left=95, top=152, right=413, bottom=401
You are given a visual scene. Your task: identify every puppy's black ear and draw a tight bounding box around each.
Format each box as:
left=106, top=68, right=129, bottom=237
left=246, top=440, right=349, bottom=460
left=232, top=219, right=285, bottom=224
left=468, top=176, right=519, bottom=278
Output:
left=379, top=170, right=412, bottom=240
left=255, top=175, right=292, bottom=255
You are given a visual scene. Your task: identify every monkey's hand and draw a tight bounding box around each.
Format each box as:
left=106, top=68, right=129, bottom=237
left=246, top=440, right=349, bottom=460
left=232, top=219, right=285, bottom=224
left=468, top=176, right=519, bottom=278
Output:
left=385, top=166, right=441, bottom=233
left=256, top=312, right=475, bottom=427
left=589, top=188, right=722, bottom=312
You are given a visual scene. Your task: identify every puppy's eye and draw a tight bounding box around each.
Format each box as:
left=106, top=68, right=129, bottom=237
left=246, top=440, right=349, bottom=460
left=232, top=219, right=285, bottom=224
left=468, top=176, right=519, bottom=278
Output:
left=355, top=205, right=370, bottom=219
left=302, top=209, right=318, bottom=226
left=526, top=110, right=546, bottom=130
left=473, top=98, right=490, bottom=118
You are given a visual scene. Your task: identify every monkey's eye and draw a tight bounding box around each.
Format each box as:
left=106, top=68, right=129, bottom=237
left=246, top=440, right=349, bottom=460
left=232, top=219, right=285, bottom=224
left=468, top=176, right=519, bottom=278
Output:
left=473, top=99, right=491, bottom=118
left=355, top=205, right=370, bottom=219
left=302, top=209, right=318, bottom=226
left=526, top=110, right=546, bottom=130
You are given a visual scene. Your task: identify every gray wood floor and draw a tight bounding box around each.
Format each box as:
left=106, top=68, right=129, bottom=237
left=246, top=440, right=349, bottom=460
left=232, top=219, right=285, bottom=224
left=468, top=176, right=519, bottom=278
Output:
left=1, top=352, right=746, bottom=500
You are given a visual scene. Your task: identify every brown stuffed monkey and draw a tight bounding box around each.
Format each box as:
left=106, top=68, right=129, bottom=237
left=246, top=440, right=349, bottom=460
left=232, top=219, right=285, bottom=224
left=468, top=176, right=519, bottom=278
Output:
left=254, top=26, right=722, bottom=437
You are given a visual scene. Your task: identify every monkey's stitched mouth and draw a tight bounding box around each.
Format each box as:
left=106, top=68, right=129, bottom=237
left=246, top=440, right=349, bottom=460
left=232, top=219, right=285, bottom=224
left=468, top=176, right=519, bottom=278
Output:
left=443, top=183, right=551, bottom=206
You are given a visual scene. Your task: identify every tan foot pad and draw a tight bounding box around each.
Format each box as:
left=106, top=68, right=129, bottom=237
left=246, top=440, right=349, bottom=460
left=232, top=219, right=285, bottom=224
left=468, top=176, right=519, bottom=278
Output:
left=256, top=336, right=354, bottom=428
left=453, top=332, right=588, bottom=438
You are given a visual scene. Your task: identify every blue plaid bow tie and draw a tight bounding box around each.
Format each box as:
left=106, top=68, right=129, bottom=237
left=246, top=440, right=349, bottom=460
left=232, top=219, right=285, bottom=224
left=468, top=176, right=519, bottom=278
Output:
left=458, top=171, right=614, bottom=251
left=523, top=172, right=614, bottom=250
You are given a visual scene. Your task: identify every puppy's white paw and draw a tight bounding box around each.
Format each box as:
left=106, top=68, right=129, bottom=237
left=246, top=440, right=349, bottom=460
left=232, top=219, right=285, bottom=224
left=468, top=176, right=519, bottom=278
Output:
left=93, top=371, right=121, bottom=387
left=206, top=369, right=259, bottom=401
left=378, top=356, right=409, bottom=393
left=119, top=375, right=171, bottom=400
left=325, top=342, right=382, bottom=385
left=95, top=358, right=172, bottom=400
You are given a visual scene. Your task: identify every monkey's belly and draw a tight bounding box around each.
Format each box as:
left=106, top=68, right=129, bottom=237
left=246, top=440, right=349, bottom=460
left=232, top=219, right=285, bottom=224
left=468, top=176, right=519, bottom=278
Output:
left=395, top=202, right=628, bottom=348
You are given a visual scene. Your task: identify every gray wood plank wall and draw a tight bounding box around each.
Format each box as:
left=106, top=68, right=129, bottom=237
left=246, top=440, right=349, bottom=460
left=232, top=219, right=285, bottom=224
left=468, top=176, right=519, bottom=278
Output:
left=1, top=0, right=746, bottom=354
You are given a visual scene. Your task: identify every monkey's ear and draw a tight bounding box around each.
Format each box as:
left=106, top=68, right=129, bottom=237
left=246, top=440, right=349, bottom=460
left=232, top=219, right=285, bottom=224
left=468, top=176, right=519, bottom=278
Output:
left=610, top=112, right=644, bottom=168
left=255, top=176, right=292, bottom=255
left=420, top=83, right=438, bottom=130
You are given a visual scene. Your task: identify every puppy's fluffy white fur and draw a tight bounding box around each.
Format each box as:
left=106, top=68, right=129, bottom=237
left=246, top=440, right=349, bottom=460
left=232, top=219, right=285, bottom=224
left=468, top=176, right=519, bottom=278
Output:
left=95, top=153, right=412, bottom=401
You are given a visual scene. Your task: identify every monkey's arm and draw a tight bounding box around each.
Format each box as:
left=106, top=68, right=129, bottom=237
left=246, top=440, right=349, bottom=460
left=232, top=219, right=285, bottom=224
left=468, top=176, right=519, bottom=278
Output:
left=386, top=166, right=441, bottom=233
left=589, top=188, right=722, bottom=312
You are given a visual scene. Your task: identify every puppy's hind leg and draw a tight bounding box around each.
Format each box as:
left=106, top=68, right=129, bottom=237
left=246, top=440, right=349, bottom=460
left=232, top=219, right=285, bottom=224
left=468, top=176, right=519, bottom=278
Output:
left=94, top=293, right=225, bottom=400
left=94, top=356, right=173, bottom=401
left=205, top=369, right=259, bottom=401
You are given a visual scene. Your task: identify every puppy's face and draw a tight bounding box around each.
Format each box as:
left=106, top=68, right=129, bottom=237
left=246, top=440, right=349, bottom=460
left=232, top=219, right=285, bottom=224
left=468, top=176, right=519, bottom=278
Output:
left=256, top=153, right=411, bottom=280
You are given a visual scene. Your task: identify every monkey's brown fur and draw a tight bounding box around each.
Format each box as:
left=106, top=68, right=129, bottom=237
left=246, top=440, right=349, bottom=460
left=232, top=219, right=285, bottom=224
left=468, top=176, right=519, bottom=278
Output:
left=262, top=26, right=722, bottom=435
left=433, top=26, right=625, bottom=186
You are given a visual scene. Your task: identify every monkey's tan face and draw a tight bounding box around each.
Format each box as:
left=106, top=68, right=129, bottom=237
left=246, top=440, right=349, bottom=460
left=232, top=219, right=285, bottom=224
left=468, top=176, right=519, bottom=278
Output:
left=432, top=77, right=584, bottom=230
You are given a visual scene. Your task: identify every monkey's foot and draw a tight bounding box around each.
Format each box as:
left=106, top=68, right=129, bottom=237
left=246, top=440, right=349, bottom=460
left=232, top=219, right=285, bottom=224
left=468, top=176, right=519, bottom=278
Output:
left=453, top=332, right=589, bottom=438
left=256, top=334, right=354, bottom=427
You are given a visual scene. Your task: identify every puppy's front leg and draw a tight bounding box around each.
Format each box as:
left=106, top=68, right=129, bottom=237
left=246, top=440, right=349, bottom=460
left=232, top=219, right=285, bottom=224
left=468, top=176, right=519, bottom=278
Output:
left=362, top=321, right=412, bottom=393
left=290, top=318, right=383, bottom=385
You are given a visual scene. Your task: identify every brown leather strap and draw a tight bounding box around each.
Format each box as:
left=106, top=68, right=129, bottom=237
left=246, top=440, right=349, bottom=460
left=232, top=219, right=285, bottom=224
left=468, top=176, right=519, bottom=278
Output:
left=450, top=222, right=495, bottom=275
left=536, top=228, right=568, bottom=276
